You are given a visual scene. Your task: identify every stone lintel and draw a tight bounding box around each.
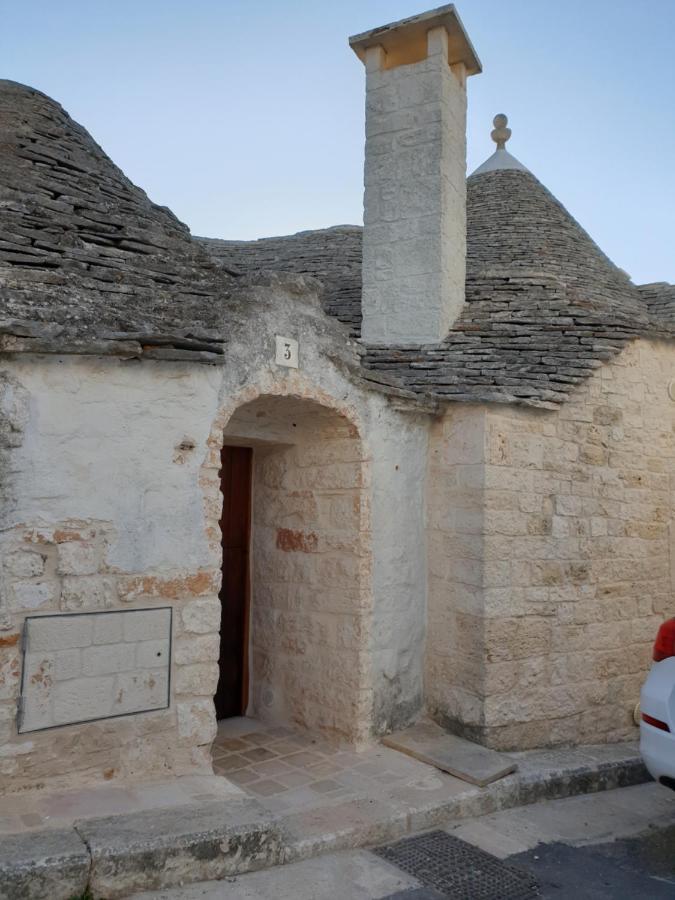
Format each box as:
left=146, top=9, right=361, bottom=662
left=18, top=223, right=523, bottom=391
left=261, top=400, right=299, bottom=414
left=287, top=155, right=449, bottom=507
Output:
left=349, top=4, right=482, bottom=74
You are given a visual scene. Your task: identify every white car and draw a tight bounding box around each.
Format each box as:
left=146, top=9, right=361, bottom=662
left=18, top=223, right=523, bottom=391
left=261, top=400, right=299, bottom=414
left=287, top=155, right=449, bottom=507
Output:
left=640, top=617, right=675, bottom=790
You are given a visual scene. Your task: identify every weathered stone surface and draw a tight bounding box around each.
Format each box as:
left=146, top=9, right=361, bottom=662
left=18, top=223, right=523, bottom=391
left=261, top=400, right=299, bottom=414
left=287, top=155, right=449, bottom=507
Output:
left=199, top=173, right=674, bottom=409
left=358, top=30, right=468, bottom=344
left=0, top=827, right=89, bottom=900
left=0, top=740, right=647, bottom=898
left=425, top=339, right=675, bottom=750
left=382, top=721, right=516, bottom=786
left=80, top=798, right=286, bottom=897
left=200, top=227, right=363, bottom=339
left=177, top=698, right=218, bottom=744
left=0, top=80, right=232, bottom=361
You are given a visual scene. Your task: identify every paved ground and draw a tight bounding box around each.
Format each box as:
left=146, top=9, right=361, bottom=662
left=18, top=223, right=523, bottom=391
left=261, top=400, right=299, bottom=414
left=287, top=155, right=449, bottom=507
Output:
left=131, top=782, right=675, bottom=899
left=211, top=716, right=447, bottom=814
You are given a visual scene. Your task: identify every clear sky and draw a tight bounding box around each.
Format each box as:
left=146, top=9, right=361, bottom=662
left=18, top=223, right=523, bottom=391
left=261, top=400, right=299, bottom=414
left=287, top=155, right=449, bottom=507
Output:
left=2, top=1, right=673, bottom=285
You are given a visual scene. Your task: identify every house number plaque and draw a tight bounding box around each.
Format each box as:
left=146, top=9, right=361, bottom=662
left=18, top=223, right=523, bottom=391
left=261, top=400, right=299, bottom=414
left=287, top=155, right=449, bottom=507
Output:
left=275, top=335, right=299, bottom=369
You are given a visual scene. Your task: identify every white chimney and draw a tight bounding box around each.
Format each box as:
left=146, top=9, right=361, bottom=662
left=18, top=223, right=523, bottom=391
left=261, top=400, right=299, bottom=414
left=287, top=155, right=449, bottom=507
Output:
left=350, top=5, right=481, bottom=345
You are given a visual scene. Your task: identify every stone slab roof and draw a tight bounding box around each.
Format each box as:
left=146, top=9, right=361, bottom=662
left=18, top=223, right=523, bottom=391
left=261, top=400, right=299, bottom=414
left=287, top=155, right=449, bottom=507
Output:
left=199, top=228, right=363, bottom=338
left=200, top=170, right=674, bottom=409
left=0, top=80, right=234, bottom=362
left=637, top=282, right=675, bottom=328
left=2, top=80, right=671, bottom=405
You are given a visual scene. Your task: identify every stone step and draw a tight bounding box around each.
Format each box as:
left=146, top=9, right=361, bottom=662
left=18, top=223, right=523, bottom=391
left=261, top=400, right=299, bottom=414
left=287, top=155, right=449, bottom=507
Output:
left=0, top=743, right=648, bottom=899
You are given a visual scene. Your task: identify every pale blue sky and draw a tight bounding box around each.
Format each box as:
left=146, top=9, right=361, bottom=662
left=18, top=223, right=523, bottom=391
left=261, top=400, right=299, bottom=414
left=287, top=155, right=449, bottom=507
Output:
left=2, top=1, right=673, bottom=285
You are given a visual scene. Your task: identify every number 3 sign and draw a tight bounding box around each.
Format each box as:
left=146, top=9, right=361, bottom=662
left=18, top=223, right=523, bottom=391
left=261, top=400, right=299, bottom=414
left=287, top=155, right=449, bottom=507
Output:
left=275, top=335, right=299, bottom=369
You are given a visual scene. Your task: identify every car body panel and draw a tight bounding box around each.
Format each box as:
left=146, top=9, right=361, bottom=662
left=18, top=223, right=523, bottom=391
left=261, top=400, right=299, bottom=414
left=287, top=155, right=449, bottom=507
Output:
left=640, top=656, right=675, bottom=787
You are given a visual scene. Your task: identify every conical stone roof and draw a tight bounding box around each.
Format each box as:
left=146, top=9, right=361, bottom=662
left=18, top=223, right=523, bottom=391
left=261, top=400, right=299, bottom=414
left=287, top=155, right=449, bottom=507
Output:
left=0, top=80, right=233, bottom=361
left=360, top=119, right=669, bottom=407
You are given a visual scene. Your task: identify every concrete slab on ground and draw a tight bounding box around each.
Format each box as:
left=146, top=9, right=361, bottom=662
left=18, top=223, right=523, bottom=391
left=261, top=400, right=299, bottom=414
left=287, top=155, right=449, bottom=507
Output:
left=446, top=781, right=675, bottom=857
left=130, top=850, right=418, bottom=900
left=382, top=720, right=516, bottom=787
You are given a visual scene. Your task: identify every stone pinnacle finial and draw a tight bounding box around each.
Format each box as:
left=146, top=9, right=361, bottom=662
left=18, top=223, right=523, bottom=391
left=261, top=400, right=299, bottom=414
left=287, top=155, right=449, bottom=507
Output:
left=491, top=113, right=511, bottom=150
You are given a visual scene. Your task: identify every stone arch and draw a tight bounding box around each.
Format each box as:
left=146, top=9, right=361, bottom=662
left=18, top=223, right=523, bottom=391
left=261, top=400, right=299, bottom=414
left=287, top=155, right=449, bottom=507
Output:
left=202, top=378, right=373, bottom=745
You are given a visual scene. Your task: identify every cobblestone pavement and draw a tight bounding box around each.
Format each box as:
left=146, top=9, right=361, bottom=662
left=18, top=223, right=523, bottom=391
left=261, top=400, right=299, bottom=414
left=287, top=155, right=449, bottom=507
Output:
left=131, top=782, right=675, bottom=899
left=211, top=716, right=436, bottom=815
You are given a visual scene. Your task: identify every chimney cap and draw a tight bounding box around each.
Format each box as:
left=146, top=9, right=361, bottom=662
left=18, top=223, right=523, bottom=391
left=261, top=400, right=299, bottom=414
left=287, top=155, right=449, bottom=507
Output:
left=349, top=4, right=482, bottom=75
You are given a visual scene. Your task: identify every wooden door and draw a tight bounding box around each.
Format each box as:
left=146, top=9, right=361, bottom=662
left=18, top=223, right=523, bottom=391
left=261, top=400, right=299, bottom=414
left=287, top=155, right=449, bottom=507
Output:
left=215, top=445, right=252, bottom=720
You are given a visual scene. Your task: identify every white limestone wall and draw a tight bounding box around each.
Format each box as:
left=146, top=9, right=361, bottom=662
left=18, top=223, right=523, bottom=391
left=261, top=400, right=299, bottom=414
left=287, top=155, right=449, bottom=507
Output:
left=0, top=278, right=431, bottom=791
left=370, top=409, right=429, bottom=732
left=0, top=355, right=223, bottom=792
left=361, top=31, right=467, bottom=344
left=426, top=338, right=675, bottom=751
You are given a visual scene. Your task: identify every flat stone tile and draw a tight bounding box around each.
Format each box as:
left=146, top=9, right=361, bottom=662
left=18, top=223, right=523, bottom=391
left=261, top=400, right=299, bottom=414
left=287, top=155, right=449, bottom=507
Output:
left=272, top=739, right=309, bottom=755
left=383, top=722, right=516, bottom=787
left=248, top=779, right=287, bottom=797
left=226, top=768, right=261, bottom=786
left=212, top=737, right=249, bottom=753
left=242, top=747, right=278, bottom=762
left=306, top=761, right=342, bottom=778
left=284, top=750, right=326, bottom=768
left=213, top=753, right=251, bottom=772
left=276, top=771, right=316, bottom=789
left=250, top=759, right=295, bottom=777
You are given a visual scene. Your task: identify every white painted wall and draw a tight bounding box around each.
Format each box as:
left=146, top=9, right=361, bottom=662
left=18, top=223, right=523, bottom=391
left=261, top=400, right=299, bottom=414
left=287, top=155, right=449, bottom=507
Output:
left=3, top=357, right=222, bottom=572
left=0, top=278, right=433, bottom=790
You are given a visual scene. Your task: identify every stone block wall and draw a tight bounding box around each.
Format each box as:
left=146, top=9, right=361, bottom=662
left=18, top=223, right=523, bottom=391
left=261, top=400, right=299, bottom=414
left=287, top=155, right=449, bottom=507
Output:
left=425, top=404, right=487, bottom=731
left=0, top=518, right=223, bottom=792
left=248, top=410, right=372, bottom=745
left=426, top=338, right=675, bottom=750
left=361, top=33, right=467, bottom=344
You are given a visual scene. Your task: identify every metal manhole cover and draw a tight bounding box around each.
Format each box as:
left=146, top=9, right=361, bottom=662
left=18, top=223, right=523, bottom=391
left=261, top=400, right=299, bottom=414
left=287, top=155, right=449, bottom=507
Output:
left=375, top=830, right=540, bottom=899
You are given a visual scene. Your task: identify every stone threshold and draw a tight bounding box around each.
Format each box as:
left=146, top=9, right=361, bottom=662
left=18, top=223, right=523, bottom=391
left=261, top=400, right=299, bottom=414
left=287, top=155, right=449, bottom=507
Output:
left=0, top=742, right=648, bottom=900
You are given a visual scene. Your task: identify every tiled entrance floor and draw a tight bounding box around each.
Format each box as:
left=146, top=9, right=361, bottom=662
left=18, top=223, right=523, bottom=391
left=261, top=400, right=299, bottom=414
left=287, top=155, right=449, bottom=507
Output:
left=211, top=717, right=449, bottom=816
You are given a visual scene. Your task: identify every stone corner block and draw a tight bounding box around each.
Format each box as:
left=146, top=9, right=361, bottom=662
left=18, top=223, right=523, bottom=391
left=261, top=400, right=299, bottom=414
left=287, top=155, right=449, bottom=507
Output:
left=0, top=827, right=90, bottom=900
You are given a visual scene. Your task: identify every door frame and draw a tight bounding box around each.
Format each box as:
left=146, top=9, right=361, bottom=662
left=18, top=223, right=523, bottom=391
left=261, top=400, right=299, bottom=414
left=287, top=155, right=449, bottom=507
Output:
left=215, top=444, right=253, bottom=719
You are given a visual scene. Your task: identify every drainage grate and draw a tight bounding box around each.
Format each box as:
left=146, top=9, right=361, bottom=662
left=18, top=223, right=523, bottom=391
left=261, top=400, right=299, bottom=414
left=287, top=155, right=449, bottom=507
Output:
left=375, top=830, right=540, bottom=900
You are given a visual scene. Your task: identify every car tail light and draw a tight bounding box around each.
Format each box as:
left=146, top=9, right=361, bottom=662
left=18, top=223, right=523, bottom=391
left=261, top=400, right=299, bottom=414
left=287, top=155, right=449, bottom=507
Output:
left=653, top=618, right=675, bottom=662
left=641, top=712, right=671, bottom=732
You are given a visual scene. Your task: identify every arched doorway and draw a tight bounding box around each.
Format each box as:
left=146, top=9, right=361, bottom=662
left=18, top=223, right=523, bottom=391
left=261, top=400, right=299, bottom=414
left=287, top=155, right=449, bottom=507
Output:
left=214, top=395, right=372, bottom=745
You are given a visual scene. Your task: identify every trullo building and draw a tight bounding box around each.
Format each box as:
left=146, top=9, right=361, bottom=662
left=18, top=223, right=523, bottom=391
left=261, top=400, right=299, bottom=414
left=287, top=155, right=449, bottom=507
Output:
left=0, top=5, right=672, bottom=794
